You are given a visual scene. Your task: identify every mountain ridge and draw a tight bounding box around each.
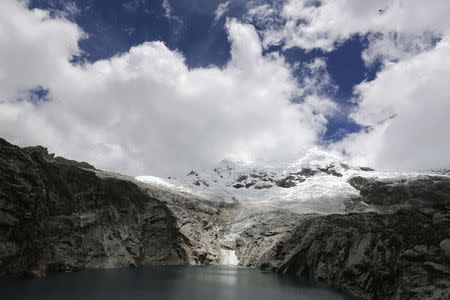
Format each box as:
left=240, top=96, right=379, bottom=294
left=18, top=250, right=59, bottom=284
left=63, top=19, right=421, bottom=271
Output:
left=136, top=147, right=447, bottom=215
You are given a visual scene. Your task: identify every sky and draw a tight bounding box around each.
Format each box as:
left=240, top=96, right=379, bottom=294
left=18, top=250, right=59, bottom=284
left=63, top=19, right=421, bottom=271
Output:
left=0, top=0, right=450, bottom=176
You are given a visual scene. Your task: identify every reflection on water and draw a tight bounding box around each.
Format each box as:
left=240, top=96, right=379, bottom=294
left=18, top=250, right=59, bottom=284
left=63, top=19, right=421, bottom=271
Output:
left=0, top=266, right=357, bottom=300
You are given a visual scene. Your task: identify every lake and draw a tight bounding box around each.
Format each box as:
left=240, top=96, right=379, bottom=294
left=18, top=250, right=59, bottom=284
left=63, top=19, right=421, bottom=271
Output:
left=0, top=266, right=357, bottom=299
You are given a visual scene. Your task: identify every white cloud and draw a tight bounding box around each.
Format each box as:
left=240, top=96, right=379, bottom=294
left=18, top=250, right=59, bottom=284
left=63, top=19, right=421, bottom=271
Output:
left=0, top=0, right=83, bottom=101
left=60, top=1, right=81, bottom=17
left=36, top=0, right=82, bottom=19
left=361, top=32, right=438, bottom=67
left=248, top=0, right=450, bottom=171
left=256, top=0, right=450, bottom=57
left=162, top=0, right=171, bottom=17
left=3, top=0, right=449, bottom=175
left=213, top=1, right=230, bottom=23
left=333, top=36, right=450, bottom=170
left=0, top=0, right=334, bottom=176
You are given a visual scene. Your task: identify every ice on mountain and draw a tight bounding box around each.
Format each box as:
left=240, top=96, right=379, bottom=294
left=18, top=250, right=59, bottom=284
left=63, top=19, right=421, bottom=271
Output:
left=135, top=148, right=449, bottom=215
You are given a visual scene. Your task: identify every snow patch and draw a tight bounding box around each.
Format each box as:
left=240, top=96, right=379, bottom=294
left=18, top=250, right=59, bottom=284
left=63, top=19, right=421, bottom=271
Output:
left=135, top=176, right=174, bottom=187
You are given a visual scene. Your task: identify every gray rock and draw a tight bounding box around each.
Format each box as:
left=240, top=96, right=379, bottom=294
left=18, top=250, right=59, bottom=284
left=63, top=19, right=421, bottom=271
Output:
left=440, top=239, right=450, bottom=260
left=242, top=176, right=450, bottom=300
left=0, top=138, right=224, bottom=278
left=432, top=287, right=450, bottom=300
left=348, top=176, right=450, bottom=208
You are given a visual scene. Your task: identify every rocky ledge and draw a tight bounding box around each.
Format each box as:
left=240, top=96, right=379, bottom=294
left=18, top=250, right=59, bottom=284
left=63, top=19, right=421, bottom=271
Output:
left=1, top=138, right=450, bottom=299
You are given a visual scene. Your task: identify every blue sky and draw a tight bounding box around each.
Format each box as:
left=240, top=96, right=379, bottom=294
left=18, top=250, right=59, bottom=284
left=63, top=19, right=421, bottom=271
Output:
left=29, top=0, right=375, bottom=142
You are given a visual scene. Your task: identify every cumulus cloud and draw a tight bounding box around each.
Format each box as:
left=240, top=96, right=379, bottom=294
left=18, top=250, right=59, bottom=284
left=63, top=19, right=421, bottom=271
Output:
left=334, top=36, right=450, bottom=170
left=361, top=32, right=438, bottom=67
left=3, top=0, right=449, bottom=174
left=246, top=0, right=450, bottom=171
left=257, top=0, right=450, bottom=53
left=312, top=1, right=450, bottom=171
left=0, top=0, right=335, bottom=176
left=0, top=0, right=83, bottom=101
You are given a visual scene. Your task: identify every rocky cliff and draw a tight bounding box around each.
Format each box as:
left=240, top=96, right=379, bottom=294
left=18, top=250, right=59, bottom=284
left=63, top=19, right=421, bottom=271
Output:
left=0, top=138, right=227, bottom=278
left=1, top=138, right=450, bottom=299
left=238, top=177, right=450, bottom=299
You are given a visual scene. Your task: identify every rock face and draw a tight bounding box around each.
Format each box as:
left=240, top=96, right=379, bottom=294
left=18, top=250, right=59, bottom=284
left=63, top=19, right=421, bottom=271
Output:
left=243, top=177, right=450, bottom=300
left=229, top=210, right=303, bottom=267
left=0, top=138, right=225, bottom=278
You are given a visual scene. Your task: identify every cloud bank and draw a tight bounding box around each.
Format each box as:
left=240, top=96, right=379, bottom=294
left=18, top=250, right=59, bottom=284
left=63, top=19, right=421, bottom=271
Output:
left=0, top=0, right=335, bottom=176
left=335, top=37, right=450, bottom=171
left=247, top=0, right=450, bottom=171
left=1, top=0, right=450, bottom=175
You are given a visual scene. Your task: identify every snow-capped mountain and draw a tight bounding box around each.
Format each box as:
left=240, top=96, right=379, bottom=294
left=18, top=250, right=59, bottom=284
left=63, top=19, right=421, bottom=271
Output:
left=136, top=148, right=446, bottom=215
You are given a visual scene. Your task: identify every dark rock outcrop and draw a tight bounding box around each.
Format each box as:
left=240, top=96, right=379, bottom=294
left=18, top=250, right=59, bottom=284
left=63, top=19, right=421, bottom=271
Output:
left=239, top=176, right=450, bottom=299
left=348, top=176, right=450, bottom=208
left=228, top=166, right=344, bottom=190
left=0, top=138, right=223, bottom=279
left=256, top=210, right=450, bottom=299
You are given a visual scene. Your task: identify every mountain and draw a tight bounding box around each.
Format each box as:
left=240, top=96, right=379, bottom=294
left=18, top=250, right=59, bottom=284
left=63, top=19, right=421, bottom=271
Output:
left=1, top=138, right=449, bottom=299
left=136, top=148, right=442, bottom=215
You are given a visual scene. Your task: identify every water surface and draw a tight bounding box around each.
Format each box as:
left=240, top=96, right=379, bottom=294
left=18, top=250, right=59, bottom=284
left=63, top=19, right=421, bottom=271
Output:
left=0, top=266, right=356, bottom=300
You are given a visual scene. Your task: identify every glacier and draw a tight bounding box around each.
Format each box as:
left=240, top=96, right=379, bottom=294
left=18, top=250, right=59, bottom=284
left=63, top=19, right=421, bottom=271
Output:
left=136, top=148, right=445, bottom=215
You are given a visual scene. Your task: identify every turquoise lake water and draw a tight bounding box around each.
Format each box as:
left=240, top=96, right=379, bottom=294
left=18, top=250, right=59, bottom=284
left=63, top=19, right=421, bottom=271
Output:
left=0, top=266, right=357, bottom=299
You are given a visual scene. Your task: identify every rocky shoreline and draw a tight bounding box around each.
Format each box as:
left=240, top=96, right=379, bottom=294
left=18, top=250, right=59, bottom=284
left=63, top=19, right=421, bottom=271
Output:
left=1, top=138, right=449, bottom=299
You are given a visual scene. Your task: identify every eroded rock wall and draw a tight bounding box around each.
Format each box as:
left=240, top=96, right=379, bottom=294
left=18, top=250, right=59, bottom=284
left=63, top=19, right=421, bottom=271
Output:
left=243, top=177, right=450, bottom=299
left=0, top=138, right=222, bottom=278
